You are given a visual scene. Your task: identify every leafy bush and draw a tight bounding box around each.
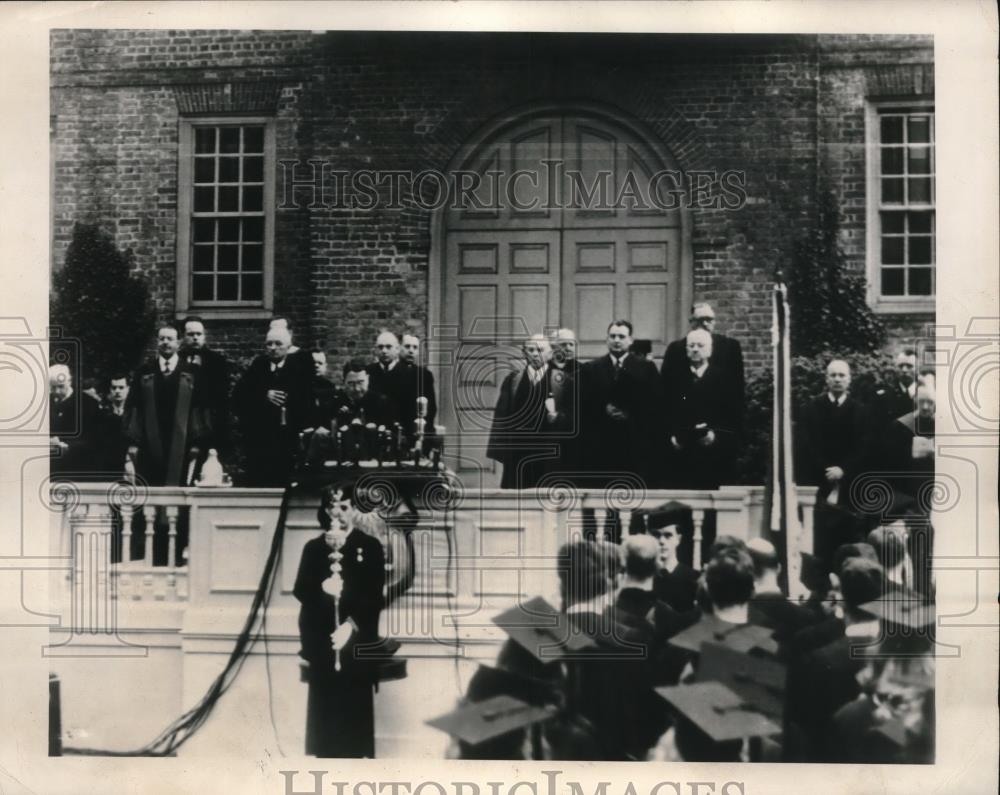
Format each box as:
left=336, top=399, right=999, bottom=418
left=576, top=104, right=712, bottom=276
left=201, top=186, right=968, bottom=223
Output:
left=50, top=223, right=156, bottom=382
left=734, top=350, right=898, bottom=484
left=787, top=187, right=886, bottom=357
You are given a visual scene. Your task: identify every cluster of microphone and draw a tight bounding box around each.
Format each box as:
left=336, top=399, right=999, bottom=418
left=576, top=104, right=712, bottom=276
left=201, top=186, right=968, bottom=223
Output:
left=302, top=397, right=446, bottom=469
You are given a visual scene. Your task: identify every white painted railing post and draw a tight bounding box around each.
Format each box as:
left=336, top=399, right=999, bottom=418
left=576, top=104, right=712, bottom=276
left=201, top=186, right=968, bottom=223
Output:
left=692, top=509, right=705, bottom=570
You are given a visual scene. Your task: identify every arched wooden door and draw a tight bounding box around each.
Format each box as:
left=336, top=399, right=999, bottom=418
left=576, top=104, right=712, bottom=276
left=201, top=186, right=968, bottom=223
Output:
left=435, top=109, right=691, bottom=486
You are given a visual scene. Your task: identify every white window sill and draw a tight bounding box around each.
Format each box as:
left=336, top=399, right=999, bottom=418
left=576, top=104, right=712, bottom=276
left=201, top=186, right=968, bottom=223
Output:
left=174, top=308, right=273, bottom=321
left=871, top=298, right=935, bottom=315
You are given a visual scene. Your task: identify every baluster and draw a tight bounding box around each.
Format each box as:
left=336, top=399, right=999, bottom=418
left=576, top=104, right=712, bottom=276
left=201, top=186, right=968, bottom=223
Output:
left=620, top=507, right=633, bottom=538
left=692, top=509, right=705, bottom=570
left=165, top=505, right=179, bottom=574
left=594, top=505, right=608, bottom=543
left=121, top=503, right=133, bottom=564
left=142, top=505, right=156, bottom=566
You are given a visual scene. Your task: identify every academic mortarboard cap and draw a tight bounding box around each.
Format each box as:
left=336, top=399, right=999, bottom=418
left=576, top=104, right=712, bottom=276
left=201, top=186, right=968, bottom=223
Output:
left=426, top=694, right=557, bottom=746
left=669, top=615, right=779, bottom=658
left=858, top=592, right=936, bottom=656
left=697, top=642, right=786, bottom=722
left=492, top=596, right=596, bottom=662
left=633, top=500, right=691, bottom=533
left=859, top=592, right=934, bottom=630
left=465, top=663, right=560, bottom=706
left=654, top=681, right=782, bottom=742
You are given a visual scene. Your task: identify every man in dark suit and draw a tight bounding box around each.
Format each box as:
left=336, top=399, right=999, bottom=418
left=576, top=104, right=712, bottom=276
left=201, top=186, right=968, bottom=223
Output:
left=874, top=383, right=936, bottom=596
left=663, top=329, right=743, bottom=489
left=125, top=323, right=211, bottom=488
left=294, top=482, right=385, bottom=758
left=581, top=319, right=662, bottom=488
left=327, top=358, right=398, bottom=429
left=650, top=520, right=701, bottom=615
left=400, top=332, right=438, bottom=433
left=48, top=363, right=100, bottom=477
left=367, top=331, right=420, bottom=437
left=797, top=359, right=871, bottom=565
left=95, top=373, right=131, bottom=475
left=233, top=326, right=315, bottom=487
left=180, top=316, right=232, bottom=464
left=486, top=335, right=560, bottom=489
left=871, top=349, right=918, bottom=430
left=662, top=302, right=745, bottom=404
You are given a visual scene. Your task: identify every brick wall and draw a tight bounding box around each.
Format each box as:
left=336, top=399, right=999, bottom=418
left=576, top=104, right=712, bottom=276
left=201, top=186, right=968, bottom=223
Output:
left=50, top=31, right=934, bottom=375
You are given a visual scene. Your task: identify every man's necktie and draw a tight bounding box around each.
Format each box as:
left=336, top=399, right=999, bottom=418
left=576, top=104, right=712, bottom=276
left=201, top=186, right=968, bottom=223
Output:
left=163, top=363, right=171, bottom=376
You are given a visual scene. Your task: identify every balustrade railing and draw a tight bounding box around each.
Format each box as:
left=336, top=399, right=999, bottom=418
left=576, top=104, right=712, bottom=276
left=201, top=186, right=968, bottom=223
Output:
left=51, top=482, right=819, bottom=620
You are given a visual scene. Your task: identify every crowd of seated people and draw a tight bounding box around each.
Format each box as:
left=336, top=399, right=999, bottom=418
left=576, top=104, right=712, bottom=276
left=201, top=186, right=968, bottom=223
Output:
left=432, top=520, right=935, bottom=763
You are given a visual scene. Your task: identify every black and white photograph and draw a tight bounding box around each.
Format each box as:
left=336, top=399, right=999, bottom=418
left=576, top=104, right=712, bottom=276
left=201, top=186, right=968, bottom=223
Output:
left=0, top=3, right=996, bottom=794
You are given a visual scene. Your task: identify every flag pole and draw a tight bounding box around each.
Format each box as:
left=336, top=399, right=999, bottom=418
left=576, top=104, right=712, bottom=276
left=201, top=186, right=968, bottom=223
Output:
left=770, top=271, right=806, bottom=599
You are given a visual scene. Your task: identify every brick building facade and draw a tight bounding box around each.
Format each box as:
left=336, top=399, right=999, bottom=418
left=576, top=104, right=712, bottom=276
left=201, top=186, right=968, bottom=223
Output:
left=50, top=31, right=935, bottom=478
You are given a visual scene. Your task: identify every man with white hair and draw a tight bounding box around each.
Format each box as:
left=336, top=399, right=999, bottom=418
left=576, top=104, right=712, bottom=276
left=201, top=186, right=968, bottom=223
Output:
left=486, top=334, right=558, bottom=488
left=544, top=327, right=582, bottom=477
left=233, top=325, right=315, bottom=486
left=49, top=362, right=99, bottom=475
left=662, top=301, right=745, bottom=408
left=663, top=328, right=743, bottom=489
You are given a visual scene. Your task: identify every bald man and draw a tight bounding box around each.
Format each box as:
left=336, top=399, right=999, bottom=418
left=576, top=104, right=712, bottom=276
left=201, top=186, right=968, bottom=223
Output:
left=233, top=326, right=315, bottom=486
left=797, top=359, right=872, bottom=564
left=662, top=328, right=743, bottom=489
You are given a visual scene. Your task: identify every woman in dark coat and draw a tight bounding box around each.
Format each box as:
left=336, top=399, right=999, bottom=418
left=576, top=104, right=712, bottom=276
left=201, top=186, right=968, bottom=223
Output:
left=294, top=482, right=385, bottom=758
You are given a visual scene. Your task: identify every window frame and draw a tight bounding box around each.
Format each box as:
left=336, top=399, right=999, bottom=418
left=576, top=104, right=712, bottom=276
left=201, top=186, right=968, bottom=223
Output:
left=176, top=116, right=276, bottom=320
left=865, top=99, right=936, bottom=314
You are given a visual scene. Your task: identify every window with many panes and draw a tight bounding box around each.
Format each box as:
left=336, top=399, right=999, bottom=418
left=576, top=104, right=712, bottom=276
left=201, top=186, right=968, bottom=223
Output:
left=177, top=118, right=274, bottom=316
left=869, top=105, right=935, bottom=309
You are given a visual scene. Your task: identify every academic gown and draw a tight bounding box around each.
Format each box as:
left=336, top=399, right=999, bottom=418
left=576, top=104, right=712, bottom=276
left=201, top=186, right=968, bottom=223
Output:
left=486, top=366, right=555, bottom=489
left=293, top=528, right=386, bottom=758
left=49, top=391, right=102, bottom=478
left=124, top=361, right=211, bottom=486
left=653, top=563, right=701, bottom=615
left=180, top=345, right=232, bottom=457
left=579, top=354, right=662, bottom=488
left=233, top=354, right=314, bottom=486
left=662, top=362, right=742, bottom=489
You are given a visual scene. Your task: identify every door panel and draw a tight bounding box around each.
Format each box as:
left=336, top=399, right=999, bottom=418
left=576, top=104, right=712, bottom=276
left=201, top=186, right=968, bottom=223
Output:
left=441, top=113, right=687, bottom=487
left=443, top=230, right=561, bottom=476
left=562, top=227, right=680, bottom=359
